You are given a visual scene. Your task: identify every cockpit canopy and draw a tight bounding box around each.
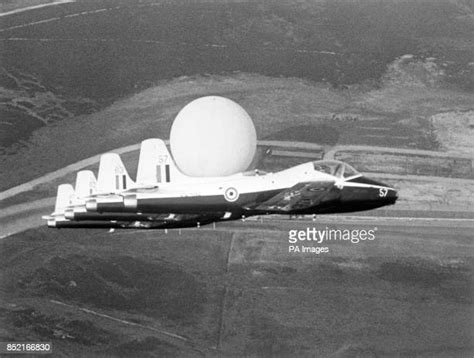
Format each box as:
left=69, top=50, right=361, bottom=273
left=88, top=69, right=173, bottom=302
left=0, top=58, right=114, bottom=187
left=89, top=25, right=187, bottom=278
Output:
left=312, top=160, right=360, bottom=179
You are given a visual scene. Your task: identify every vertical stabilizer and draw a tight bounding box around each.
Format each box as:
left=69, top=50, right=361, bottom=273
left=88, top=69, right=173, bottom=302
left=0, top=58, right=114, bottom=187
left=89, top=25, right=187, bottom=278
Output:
left=136, top=138, right=187, bottom=185
left=54, top=184, right=75, bottom=214
left=97, top=153, right=134, bottom=193
left=75, top=170, right=97, bottom=198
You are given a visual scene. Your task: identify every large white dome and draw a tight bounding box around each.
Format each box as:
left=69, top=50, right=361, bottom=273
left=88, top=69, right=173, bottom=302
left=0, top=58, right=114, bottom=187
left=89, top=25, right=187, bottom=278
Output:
left=170, top=96, right=257, bottom=177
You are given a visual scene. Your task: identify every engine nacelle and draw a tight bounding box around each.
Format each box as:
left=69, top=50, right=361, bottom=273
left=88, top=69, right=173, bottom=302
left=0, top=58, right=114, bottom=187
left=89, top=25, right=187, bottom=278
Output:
left=86, top=195, right=124, bottom=212
left=123, top=195, right=138, bottom=210
left=85, top=199, right=98, bottom=212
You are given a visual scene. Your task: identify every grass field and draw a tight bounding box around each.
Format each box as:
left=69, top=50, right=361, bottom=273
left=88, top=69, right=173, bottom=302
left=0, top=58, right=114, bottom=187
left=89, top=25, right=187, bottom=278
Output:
left=334, top=152, right=473, bottom=179
left=1, top=219, right=472, bottom=356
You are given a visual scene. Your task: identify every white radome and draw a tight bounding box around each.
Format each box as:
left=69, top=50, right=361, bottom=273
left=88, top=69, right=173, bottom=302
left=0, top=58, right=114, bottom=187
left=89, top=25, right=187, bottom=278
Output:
left=170, top=96, right=257, bottom=177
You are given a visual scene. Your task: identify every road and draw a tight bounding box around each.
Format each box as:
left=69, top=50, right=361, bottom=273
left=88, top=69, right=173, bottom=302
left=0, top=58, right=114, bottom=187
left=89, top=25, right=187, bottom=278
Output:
left=0, top=197, right=54, bottom=239
left=0, top=0, right=75, bottom=17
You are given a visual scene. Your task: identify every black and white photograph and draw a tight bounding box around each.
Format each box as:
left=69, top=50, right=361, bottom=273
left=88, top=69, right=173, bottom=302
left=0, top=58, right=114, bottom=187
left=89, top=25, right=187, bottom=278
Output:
left=0, top=0, right=473, bottom=356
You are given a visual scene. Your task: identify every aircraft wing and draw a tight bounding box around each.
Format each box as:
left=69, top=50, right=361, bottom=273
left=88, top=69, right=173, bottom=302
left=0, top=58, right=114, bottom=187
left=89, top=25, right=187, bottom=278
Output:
left=252, top=181, right=335, bottom=212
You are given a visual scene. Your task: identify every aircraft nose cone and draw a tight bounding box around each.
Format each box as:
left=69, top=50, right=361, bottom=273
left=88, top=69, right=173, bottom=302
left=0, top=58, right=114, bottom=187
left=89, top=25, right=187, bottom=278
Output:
left=346, top=176, right=398, bottom=206
left=385, top=187, right=398, bottom=204
left=376, top=181, right=398, bottom=205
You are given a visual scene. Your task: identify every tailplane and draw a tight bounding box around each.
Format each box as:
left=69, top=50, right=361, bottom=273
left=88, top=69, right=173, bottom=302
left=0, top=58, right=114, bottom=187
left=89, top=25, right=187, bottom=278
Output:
left=97, top=153, right=134, bottom=193
left=136, top=138, right=187, bottom=185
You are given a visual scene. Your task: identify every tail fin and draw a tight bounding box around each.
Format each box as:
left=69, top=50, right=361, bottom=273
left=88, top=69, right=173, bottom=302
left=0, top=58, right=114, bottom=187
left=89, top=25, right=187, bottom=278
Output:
left=136, top=138, right=187, bottom=185
left=97, top=153, right=134, bottom=193
left=54, top=184, right=75, bottom=214
left=75, top=170, right=97, bottom=198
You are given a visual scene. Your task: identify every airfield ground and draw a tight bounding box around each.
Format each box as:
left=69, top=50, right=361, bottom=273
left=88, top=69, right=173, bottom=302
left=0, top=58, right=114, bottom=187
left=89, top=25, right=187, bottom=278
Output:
left=1, top=217, right=473, bottom=357
left=1, top=76, right=473, bottom=357
left=0, top=126, right=473, bottom=357
left=1, top=1, right=473, bottom=356
left=0, top=135, right=473, bottom=356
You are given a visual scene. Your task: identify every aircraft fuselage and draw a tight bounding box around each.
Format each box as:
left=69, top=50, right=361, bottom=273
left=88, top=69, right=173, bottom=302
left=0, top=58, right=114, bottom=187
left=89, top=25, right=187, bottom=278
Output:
left=47, top=160, right=397, bottom=229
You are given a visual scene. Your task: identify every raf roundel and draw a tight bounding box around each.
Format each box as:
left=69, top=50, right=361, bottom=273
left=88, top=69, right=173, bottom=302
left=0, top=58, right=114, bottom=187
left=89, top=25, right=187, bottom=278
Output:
left=224, top=187, right=239, bottom=202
